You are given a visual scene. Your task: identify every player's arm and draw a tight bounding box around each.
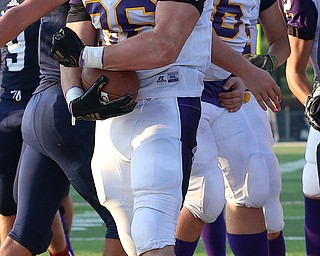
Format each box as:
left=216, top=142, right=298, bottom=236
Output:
left=60, top=10, right=136, bottom=121
left=285, top=35, right=313, bottom=105
left=60, top=20, right=96, bottom=97
left=282, top=0, right=317, bottom=105
left=259, top=1, right=290, bottom=68
left=211, top=32, right=281, bottom=112
left=52, top=0, right=203, bottom=71
left=101, top=1, right=201, bottom=70
left=0, top=0, right=67, bottom=46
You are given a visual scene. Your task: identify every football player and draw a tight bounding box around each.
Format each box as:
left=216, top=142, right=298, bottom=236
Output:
left=0, top=1, right=75, bottom=256
left=0, top=3, right=127, bottom=256
left=0, top=1, right=283, bottom=255
left=0, top=3, right=40, bottom=243
left=244, top=0, right=288, bottom=254
left=175, top=0, right=289, bottom=255
left=52, top=0, right=285, bottom=254
left=55, top=0, right=214, bottom=255
left=201, top=1, right=289, bottom=255
left=282, top=0, right=320, bottom=254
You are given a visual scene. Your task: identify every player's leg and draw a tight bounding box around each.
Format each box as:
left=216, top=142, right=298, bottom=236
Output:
left=0, top=97, right=25, bottom=243
left=0, top=215, right=16, bottom=243
left=103, top=238, right=127, bottom=256
left=59, top=192, right=74, bottom=255
left=301, top=127, right=320, bottom=255
left=0, top=144, right=70, bottom=256
left=38, top=85, right=127, bottom=256
left=242, top=96, right=285, bottom=255
left=48, top=211, right=68, bottom=256
left=92, top=118, right=135, bottom=256
left=100, top=97, right=201, bottom=256
left=0, top=237, right=31, bottom=256
left=133, top=97, right=201, bottom=256
left=60, top=193, right=73, bottom=236
left=216, top=106, right=269, bottom=256
left=175, top=104, right=226, bottom=256
left=201, top=211, right=227, bottom=256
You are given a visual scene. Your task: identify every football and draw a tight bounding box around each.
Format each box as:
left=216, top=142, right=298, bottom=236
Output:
left=81, top=67, right=140, bottom=102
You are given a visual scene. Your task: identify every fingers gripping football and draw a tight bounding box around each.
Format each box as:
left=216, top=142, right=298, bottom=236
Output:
left=69, top=72, right=139, bottom=121
left=305, top=83, right=320, bottom=131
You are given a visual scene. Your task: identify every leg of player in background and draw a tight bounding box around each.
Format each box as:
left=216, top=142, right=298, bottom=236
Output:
left=302, top=131, right=320, bottom=255
left=0, top=215, right=16, bottom=244
left=175, top=208, right=205, bottom=256
left=242, top=97, right=286, bottom=256
left=201, top=210, right=226, bottom=256
left=304, top=196, right=320, bottom=255
left=59, top=193, right=74, bottom=256
left=48, top=211, right=69, bottom=256
left=60, top=193, right=73, bottom=235
left=226, top=205, right=268, bottom=256
left=175, top=112, right=226, bottom=256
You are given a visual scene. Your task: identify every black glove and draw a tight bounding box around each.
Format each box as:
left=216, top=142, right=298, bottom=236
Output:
left=247, top=54, right=278, bottom=73
left=305, top=83, right=320, bottom=131
left=51, top=27, right=84, bottom=67
left=69, top=76, right=137, bottom=121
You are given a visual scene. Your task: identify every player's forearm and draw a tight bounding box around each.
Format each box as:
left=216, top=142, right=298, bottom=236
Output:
left=0, top=7, right=28, bottom=46
left=268, top=35, right=291, bottom=68
left=212, top=33, right=257, bottom=78
left=0, top=0, right=66, bottom=47
left=100, top=1, right=199, bottom=71
left=101, top=30, right=179, bottom=71
left=286, top=71, right=312, bottom=105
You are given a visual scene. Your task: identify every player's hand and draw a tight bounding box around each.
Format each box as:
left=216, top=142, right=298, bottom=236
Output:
left=247, top=54, right=278, bottom=73
left=218, top=76, right=246, bottom=112
left=304, top=83, right=320, bottom=131
left=51, top=27, right=84, bottom=67
left=69, top=76, right=137, bottom=121
left=243, top=66, right=281, bottom=112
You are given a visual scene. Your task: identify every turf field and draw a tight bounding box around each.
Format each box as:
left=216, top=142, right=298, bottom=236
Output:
left=40, top=142, right=307, bottom=256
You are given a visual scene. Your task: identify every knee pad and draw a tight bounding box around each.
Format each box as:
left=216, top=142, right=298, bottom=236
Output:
left=303, top=129, right=320, bottom=197
left=262, top=152, right=284, bottom=232
left=131, top=192, right=179, bottom=255
left=303, top=162, right=320, bottom=197
left=245, top=153, right=269, bottom=207
left=184, top=167, right=225, bottom=223
left=263, top=198, right=285, bottom=233
left=225, top=153, right=269, bottom=208
left=131, top=137, right=182, bottom=254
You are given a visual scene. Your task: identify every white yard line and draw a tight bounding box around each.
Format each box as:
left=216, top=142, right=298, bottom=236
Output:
left=280, top=159, right=305, bottom=173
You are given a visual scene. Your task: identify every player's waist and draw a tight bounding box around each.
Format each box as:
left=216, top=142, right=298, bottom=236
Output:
left=0, top=87, right=34, bottom=101
left=136, top=66, right=205, bottom=99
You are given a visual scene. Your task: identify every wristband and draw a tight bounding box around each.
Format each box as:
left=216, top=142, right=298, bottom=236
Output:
left=80, top=46, right=104, bottom=69
left=65, top=86, right=84, bottom=105
left=268, top=54, right=278, bottom=71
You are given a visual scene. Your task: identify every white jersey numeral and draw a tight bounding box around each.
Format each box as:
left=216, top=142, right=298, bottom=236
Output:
left=6, top=32, right=26, bottom=72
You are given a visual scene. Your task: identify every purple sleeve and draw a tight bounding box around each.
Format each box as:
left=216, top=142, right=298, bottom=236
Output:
left=283, top=0, right=317, bottom=39
left=69, top=0, right=82, bottom=5
left=260, top=0, right=277, bottom=13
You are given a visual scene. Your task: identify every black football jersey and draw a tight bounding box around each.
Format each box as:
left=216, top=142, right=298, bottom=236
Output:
left=0, top=0, right=40, bottom=92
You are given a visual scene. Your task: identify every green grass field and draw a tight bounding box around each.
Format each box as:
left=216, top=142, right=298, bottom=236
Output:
left=40, top=142, right=307, bottom=256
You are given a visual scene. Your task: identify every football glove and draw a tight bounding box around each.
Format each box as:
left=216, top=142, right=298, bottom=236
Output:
left=305, top=83, right=320, bottom=131
left=247, top=54, right=278, bottom=73
left=51, top=27, right=84, bottom=67
left=69, top=75, right=137, bottom=122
